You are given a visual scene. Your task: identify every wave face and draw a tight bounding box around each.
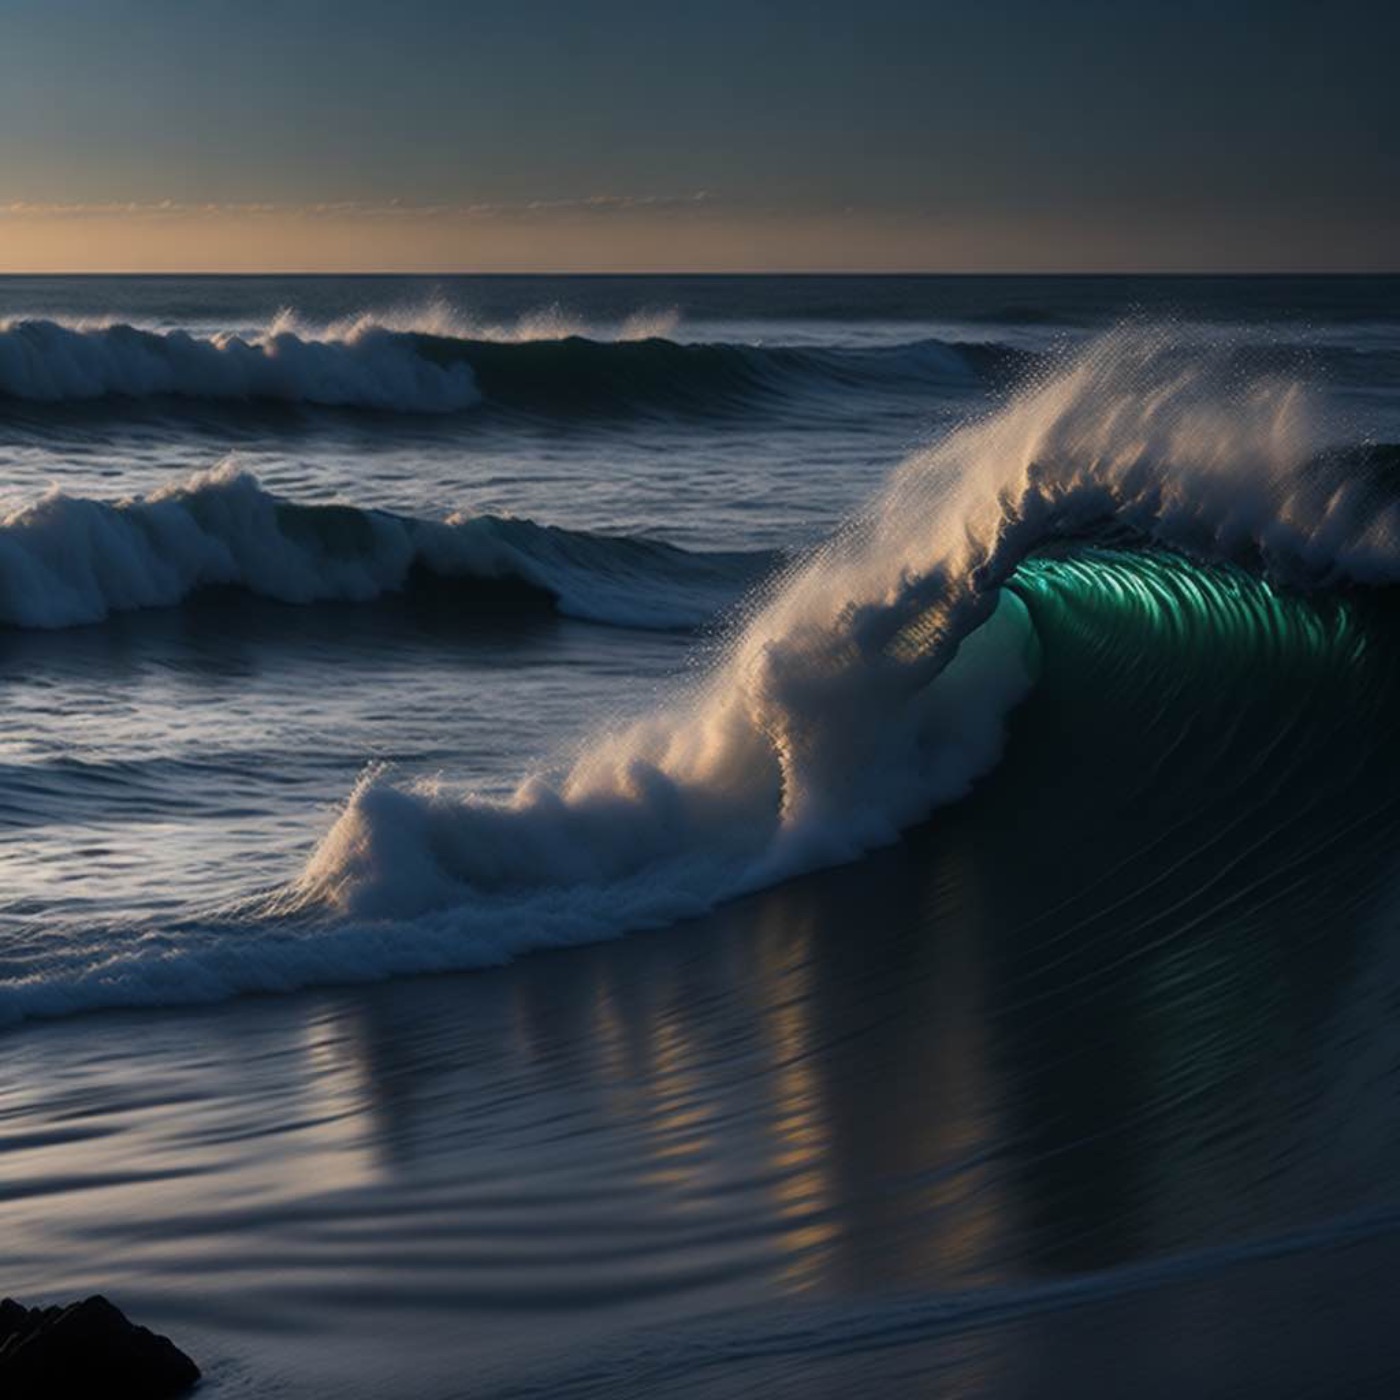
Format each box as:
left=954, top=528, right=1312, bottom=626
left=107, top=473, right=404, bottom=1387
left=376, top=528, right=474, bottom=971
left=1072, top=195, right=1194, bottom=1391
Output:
left=4, top=330, right=1399, bottom=1026
left=0, top=314, right=1016, bottom=418
left=0, top=463, right=766, bottom=631
left=435, top=333, right=1009, bottom=416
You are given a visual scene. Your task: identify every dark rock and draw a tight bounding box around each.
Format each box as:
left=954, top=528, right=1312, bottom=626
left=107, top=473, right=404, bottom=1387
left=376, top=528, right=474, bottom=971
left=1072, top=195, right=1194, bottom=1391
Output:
left=0, top=1294, right=200, bottom=1398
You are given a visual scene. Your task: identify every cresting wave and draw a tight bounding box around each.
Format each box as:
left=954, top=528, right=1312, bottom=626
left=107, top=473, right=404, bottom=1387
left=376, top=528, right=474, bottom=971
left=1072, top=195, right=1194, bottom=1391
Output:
left=293, top=332, right=1399, bottom=919
left=0, top=463, right=766, bottom=631
left=0, top=314, right=1017, bottom=417
left=0, top=316, right=481, bottom=412
left=3, top=331, right=1399, bottom=1026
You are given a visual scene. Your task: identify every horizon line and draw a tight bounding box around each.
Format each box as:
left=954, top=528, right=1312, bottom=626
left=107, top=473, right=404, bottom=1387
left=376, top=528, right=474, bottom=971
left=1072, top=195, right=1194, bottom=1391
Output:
left=1, top=268, right=1397, bottom=279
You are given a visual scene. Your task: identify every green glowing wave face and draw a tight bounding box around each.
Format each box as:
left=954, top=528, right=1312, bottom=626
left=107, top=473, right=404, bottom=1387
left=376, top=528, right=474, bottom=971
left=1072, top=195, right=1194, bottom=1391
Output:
left=1010, top=546, right=1366, bottom=679
left=968, top=546, right=1400, bottom=955
left=1001, top=545, right=1382, bottom=778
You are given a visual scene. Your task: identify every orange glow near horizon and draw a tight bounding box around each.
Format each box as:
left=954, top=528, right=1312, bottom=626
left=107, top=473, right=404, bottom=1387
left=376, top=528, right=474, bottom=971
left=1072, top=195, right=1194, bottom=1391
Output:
left=1, top=206, right=1394, bottom=276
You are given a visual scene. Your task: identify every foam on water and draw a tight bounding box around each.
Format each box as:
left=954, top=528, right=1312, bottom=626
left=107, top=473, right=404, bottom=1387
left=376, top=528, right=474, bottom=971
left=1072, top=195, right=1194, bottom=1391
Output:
left=0, top=304, right=676, bottom=412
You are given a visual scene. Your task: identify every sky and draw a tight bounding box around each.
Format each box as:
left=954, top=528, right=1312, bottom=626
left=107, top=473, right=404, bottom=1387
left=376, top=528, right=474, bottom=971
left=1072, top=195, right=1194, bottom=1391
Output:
left=0, top=0, right=1395, bottom=273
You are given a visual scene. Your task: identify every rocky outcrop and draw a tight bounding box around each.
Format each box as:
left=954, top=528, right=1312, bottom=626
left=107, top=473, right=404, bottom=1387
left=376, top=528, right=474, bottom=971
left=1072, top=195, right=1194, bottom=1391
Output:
left=0, top=1294, right=200, bottom=1398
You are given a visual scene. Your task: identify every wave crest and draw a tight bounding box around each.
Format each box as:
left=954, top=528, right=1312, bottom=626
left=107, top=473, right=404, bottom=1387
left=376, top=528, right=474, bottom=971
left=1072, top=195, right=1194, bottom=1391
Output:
left=0, top=317, right=482, bottom=412
left=4, top=329, right=1398, bottom=1027
left=293, top=331, right=1400, bottom=930
left=0, top=313, right=1019, bottom=417
left=0, top=464, right=766, bottom=630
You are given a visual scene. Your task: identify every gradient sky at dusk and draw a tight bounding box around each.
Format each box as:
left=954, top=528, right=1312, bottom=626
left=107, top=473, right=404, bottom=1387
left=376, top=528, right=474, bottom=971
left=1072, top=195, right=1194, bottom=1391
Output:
left=1, top=0, right=1395, bottom=272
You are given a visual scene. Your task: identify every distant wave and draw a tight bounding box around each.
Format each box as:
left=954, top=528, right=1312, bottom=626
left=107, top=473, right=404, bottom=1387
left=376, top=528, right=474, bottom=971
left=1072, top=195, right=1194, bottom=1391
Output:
left=436, top=334, right=1020, bottom=416
left=0, top=464, right=773, bottom=631
left=0, top=315, right=1027, bottom=418
left=0, top=317, right=481, bottom=412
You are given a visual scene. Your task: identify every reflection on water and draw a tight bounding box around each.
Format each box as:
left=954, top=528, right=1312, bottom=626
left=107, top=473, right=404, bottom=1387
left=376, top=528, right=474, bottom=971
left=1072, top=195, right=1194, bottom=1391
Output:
left=749, top=905, right=838, bottom=1290
left=294, top=1009, right=380, bottom=1193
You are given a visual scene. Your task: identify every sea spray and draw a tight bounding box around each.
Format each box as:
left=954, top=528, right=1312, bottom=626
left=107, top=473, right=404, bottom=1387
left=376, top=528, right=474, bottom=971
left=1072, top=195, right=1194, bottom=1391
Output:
left=295, top=330, right=1381, bottom=924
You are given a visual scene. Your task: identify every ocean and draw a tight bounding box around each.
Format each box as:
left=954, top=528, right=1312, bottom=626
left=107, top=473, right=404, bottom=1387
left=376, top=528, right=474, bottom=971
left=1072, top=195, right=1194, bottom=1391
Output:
left=3, top=274, right=1400, bottom=1397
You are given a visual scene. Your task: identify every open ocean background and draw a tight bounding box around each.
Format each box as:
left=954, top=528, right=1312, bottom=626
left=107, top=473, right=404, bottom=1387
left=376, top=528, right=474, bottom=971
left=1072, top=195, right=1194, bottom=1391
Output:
left=3, top=274, right=1400, bottom=1397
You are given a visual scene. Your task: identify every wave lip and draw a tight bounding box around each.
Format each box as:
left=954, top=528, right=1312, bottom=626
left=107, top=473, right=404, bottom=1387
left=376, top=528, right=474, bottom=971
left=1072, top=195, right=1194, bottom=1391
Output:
left=0, top=317, right=481, bottom=412
left=293, top=329, right=1400, bottom=929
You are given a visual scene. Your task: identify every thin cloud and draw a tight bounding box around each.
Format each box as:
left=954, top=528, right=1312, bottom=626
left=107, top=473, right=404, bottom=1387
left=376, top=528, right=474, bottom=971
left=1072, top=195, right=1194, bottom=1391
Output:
left=0, top=193, right=715, bottom=221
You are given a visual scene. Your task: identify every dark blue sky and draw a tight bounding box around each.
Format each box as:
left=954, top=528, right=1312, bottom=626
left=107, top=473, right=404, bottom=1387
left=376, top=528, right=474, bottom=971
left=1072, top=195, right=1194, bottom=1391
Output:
left=1, top=0, right=1394, bottom=270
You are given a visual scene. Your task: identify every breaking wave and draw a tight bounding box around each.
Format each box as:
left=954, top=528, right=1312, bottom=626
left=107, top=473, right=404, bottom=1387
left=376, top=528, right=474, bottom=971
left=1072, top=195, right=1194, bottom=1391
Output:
left=293, top=331, right=1398, bottom=919
left=4, top=330, right=1399, bottom=1025
left=0, top=463, right=769, bottom=631
left=0, top=314, right=1024, bottom=418
left=0, top=316, right=481, bottom=412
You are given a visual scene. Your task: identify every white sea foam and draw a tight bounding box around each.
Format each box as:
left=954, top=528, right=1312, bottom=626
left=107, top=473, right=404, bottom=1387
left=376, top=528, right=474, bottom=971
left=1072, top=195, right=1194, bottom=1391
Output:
left=0, top=461, right=751, bottom=630
left=0, top=307, right=1002, bottom=418
left=0, top=303, right=683, bottom=414
left=0, top=315, right=482, bottom=411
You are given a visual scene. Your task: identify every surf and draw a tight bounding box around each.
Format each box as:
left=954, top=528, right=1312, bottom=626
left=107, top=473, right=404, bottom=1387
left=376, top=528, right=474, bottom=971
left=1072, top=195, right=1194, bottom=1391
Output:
left=0, top=316, right=481, bottom=412
left=0, top=463, right=771, bottom=631
left=293, top=329, right=1394, bottom=919
left=0, top=313, right=1021, bottom=419
left=4, top=329, right=1399, bottom=1027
